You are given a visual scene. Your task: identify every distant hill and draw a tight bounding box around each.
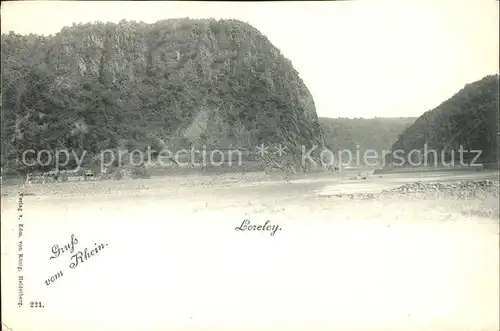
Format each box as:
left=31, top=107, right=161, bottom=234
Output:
left=1, top=19, right=323, bottom=172
left=386, top=75, right=499, bottom=167
left=319, top=117, right=416, bottom=154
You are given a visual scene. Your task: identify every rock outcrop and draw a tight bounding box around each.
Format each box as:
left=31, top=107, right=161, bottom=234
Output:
left=385, top=75, right=499, bottom=168
left=1, top=19, right=324, bottom=172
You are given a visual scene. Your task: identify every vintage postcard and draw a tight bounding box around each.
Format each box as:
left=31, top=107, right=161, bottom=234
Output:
left=1, top=1, right=499, bottom=330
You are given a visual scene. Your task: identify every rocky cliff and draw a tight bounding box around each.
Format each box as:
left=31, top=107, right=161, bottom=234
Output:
left=1, top=18, right=324, bottom=171
left=386, top=75, right=499, bottom=167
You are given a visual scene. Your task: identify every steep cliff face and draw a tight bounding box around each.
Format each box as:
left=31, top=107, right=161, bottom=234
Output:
left=386, top=74, right=499, bottom=167
left=1, top=19, right=323, bottom=170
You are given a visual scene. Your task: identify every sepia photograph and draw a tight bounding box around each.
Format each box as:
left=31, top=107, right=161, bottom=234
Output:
left=1, top=1, right=499, bottom=330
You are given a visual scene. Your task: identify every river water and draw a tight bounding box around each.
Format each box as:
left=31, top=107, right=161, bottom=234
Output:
left=1, top=170, right=498, bottom=331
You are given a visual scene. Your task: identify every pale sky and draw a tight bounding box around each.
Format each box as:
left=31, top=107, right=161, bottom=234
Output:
left=1, top=0, right=498, bottom=118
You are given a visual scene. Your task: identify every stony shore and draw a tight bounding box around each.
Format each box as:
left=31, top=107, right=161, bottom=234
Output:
left=327, top=180, right=499, bottom=200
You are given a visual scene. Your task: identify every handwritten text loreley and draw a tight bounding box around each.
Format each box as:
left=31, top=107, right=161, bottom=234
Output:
left=235, top=219, right=281, bottom=236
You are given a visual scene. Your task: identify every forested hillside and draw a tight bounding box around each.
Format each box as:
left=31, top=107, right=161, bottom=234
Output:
left=319, top=117, right=416, bottom=153
left=387, top=74, right=499, bottom=166
left=1, top=18, right=324, bottom=172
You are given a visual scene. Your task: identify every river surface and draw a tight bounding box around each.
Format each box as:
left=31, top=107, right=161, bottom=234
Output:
left=1, top=169, right=498, bottom=331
